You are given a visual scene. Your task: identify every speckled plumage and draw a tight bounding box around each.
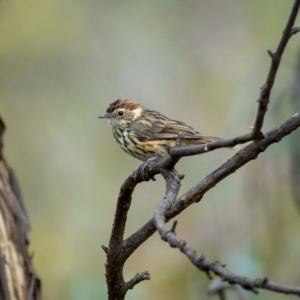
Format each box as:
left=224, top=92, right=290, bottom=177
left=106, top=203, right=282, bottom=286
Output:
left=99, top=98, right=219, bottom=162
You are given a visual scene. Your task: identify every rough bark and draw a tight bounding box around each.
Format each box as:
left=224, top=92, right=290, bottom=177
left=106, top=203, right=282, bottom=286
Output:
left=0, top=117, right=41, bottom=300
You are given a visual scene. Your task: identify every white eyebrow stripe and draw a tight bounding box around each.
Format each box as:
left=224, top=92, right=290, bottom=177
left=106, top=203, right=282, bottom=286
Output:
left=132, top=107, right=143, bottom=120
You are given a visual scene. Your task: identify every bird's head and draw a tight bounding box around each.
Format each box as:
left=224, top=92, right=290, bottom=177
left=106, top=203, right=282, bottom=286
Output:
left=99, top=98, right=144, bottom=126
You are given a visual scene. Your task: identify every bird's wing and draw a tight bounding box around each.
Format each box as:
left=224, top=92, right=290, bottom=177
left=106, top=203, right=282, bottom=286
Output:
left=132, top=112, right=207, bottom=141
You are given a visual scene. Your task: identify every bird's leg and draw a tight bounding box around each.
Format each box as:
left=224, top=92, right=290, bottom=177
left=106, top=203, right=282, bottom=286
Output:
left=176, top=132, right=186, bottom=147
left=166, top=132, right=186, bottom=155
left=133, top=156, right=158, bottom=181
left=134, top=132, right=186, bottom=182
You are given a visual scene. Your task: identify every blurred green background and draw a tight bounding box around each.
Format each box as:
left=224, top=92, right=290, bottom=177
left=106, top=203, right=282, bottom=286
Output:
left=1, top=0, right=300, bottom=299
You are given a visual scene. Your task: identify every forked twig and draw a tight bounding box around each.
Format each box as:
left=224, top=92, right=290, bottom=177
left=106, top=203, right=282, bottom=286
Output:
left=104, top=2, right=300, bottom=299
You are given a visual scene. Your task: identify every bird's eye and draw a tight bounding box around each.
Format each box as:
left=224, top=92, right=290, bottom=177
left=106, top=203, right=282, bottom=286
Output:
left=118, top=110, right=124, bottom=117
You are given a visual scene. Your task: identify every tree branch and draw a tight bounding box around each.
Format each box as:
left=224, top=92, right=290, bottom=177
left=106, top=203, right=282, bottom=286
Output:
left=153, top=157, right=300, bottom=295
left=125, top=111, right=300, bottom=257
left=104, top=1, right=300, bottom=298
left=126, top=271, right=150, bottom=290
left=156, top=233, right=300, bottom=296
left=168, top=0, right=300, bottom=157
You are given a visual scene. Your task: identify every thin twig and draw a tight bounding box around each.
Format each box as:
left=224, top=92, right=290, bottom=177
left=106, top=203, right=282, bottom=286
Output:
left=154, top=128, right=300, bottom=296
left=125, top=111, right=300, bottom=258
left=104, top=2, right=300, bottom=298
left=126, top=271, right=150, bottom=290
left=290, top=25, right=300, bottom=36
left=125, top=113, right=300, bottom=296
left=251, top=0, right=300, bottom=137
left=154, top=215, right=300, bottom=295
left=169, top=0, right=300, bottom=157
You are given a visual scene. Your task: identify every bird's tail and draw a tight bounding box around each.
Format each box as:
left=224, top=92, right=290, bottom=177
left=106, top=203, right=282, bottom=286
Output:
left=195, top=136, right=240, bottom=151
left=200, top=135, right=219, bottom=143
left=179, top=135, right=218, bottom=146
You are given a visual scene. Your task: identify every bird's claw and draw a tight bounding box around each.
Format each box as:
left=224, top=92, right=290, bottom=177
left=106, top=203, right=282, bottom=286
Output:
left=176, top=132, right=186, bottom=147
left=133, top=162, right=154, bottom=181
left=133, top=156, right=159, bottom=181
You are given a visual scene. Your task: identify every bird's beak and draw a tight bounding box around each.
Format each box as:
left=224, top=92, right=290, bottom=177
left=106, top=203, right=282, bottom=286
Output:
left=98, top=113, right=110, bottom=119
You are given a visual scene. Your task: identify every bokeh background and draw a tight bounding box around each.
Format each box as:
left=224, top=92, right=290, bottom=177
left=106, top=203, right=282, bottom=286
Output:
left=1, top=0, right=300, bottom=299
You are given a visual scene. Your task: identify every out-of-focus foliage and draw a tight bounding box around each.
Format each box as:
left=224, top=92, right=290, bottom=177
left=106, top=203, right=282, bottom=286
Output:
left=1, top=1, right=300, bottom=299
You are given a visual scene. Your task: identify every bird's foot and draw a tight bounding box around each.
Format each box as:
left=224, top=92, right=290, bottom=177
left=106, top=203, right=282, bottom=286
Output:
left=176, top=132, right=186, bottom=147
left=133, top=157, right=158, bottom=181
left=166, top=133, right=186, bottom=155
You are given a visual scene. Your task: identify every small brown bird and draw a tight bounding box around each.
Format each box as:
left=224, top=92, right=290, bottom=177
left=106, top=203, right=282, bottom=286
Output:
left=99, top=98, right=220, bottom=164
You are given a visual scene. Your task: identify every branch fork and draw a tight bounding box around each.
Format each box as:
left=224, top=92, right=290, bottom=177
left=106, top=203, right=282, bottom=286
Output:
left=104, top=1, right=300, bottom=299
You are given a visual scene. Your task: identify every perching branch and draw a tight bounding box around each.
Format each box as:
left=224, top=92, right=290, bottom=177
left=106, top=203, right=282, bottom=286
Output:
left=153, top=129, right=300, bottom=295
left=107, top=109, right=300, bottom=299
left=125, top=111, right=300, bottom=257
left=104, top=1, right=300, bottom=299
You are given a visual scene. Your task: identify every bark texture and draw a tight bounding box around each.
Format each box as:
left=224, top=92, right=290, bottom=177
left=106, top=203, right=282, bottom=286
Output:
left=0, top=117, right=41, bottom=300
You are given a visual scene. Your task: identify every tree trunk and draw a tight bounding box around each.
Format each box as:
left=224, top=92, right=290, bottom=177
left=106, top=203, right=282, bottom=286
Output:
left=0, top=116, right=41, bottom=300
